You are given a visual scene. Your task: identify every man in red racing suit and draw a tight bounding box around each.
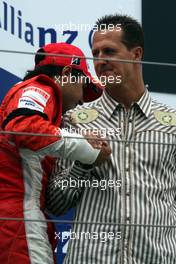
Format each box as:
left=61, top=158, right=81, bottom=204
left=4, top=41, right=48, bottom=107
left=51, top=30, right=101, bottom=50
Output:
left=0, top=43, right=110, bottom=264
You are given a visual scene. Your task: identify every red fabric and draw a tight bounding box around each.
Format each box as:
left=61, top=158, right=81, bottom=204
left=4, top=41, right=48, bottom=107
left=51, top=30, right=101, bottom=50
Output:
left=0, top=75, right=62, bottom=263
left=1, top=75, right=62, bottom=150
left=0, top=137, right=29, bottom=263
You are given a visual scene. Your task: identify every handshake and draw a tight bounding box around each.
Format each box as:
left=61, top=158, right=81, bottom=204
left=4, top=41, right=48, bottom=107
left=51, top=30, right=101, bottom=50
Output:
left=83, top=131, right=112, bottom=167
left=60, top=128, right=112, bottom=167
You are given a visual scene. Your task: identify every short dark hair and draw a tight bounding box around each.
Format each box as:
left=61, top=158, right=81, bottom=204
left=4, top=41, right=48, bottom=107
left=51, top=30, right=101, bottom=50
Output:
left=95, top=14, right=144, bottom=52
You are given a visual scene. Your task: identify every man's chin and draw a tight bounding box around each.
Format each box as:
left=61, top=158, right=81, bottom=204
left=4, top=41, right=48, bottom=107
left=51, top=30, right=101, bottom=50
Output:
left=106, top=81, right=121, bottom=89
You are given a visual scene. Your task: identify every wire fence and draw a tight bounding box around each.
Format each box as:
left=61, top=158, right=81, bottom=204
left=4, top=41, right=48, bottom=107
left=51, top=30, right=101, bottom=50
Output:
left=0, top=49, right=176, bottom=230
left=1, top=49, right=176, bottom=67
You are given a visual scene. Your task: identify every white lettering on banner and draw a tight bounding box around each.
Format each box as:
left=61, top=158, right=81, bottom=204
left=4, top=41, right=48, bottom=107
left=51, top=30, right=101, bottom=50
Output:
left=22, top=87, right=50, bottom=106
left=0, top=1, right=116, bottom=48
left=18, top=97, right=44, bottom=112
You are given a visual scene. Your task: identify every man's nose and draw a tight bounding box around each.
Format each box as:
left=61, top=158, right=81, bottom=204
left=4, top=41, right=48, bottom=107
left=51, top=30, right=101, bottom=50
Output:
left=94, top=51, right=107, bottom=66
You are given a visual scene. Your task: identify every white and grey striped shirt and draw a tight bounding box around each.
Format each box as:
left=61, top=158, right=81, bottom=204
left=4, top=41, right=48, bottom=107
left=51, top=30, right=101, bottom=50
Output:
left=47, top=90, right=176, bottom=264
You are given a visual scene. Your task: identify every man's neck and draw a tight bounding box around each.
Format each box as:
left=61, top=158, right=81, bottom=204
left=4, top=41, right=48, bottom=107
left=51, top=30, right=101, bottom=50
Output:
left=106, top=81, right=145, bottom=110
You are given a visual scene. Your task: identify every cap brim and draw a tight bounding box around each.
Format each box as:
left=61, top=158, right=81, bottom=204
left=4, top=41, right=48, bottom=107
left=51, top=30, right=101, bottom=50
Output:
left=83, top=70, right=104, bottom=102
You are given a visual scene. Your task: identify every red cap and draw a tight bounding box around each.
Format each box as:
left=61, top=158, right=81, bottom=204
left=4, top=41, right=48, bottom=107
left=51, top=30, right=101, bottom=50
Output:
left=35, top=42, right=104, bottom=102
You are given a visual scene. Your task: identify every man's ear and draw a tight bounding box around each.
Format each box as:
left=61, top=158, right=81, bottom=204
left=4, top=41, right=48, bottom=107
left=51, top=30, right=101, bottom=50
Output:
left=61, top=66, right=72, bottom=76
left=132, top=46, right=143, bottom=61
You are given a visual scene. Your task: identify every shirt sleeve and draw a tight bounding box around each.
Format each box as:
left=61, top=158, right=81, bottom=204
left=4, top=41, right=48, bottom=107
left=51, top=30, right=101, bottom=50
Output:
left=45, top=112, right=95, bottom=215
left=3, top=83, right=100, bottom=164
left=45, top=159, right=94, bottom=216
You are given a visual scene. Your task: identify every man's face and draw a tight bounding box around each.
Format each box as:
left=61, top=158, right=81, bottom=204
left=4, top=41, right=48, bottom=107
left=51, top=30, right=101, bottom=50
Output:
left=92, top=29, right=141, bottom=88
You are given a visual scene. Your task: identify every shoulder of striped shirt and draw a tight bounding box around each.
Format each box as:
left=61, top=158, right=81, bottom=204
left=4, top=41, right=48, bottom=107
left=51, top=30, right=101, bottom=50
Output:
left=151, top=99, right=176, bottom=113
left=63, top=96, right=102, bottom=119
left=64, top=97, right=176, bottom=117
left=152, top=100, right=176, bottom=133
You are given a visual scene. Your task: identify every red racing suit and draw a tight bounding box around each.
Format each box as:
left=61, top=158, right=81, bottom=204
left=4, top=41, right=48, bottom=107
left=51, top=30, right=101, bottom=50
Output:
left=0, top=74, right=99, bottom=263
left=0, top=74, right=63, bottom=263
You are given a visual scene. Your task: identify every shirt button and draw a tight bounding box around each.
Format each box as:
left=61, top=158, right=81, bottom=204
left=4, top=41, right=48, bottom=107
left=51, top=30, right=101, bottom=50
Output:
left=126, top=168, right=129, bottom=172
left=124, top=241, right=128, bottom=249
left=126, top=217, right=130, bottom=222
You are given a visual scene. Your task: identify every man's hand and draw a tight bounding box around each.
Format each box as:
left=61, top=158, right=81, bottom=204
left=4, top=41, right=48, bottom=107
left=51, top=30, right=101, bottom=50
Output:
left=83, top=131, right=112, bottom=166
left=93, top=141, right=112, bottom=166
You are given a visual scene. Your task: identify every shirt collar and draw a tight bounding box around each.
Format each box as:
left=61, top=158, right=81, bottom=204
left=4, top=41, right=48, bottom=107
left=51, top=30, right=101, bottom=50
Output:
left=135, top=89, right=152, bottom=118
left=101, top=90, right=120, bottom=120
left=100, top=88, right=152, bottom=119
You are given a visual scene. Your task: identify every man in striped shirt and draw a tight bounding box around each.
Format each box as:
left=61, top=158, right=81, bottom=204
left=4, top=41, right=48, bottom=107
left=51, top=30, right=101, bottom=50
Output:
left=47, top=14, right=176, bottom=263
